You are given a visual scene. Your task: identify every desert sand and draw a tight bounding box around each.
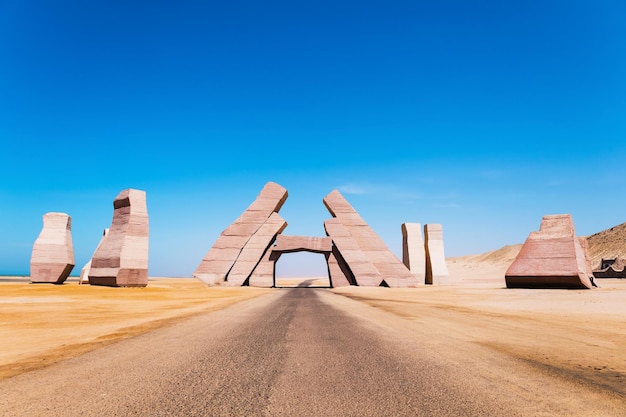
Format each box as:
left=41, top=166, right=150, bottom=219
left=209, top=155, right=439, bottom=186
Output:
left=1, top=256, right=625, bottom=399
left=0, top=277, right=271, bottom=379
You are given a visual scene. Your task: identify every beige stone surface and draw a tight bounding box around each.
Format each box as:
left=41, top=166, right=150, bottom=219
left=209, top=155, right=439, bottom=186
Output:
left=79, top=228, right=109, bottom=285
left=326, top=247, right=353, bottom=287
left=30, top=212, right=75, bottom=284
left=424, top=224, right=450, bottom=285
left=324, top=218, right=382, bottom=287
left=89, top=189, right=149, bottom=287
left=323, top=190, right=417, bottom=287
left=505, top=214, right=594, bottom=289
left=401, top=222, right=425, bottom=285
left=194, top=182, right=288, bottom=285
left=248, top=248, right=279, bottom=288
left=227, top=212, right=288, bottom=287
left=273, top=235, right=332, bottom=253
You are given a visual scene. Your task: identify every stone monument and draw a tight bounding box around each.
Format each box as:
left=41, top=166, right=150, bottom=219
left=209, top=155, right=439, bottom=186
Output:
left=30, top=212, right=75, bottom=284
left=424, top=224, right=450, bottom=285
left=79, top=228, right=109, bottom=285
left=401, top=222, right=426, bottom=284
left=505, top=214, right=594, bottom=289
left=89, top=189, right=149, bottom=287
left=194, top=182, right=288, bottom=285
left=323, top=190, right=418, bottom=287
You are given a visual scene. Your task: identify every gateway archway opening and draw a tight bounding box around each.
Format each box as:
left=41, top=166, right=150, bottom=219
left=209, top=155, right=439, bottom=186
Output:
left=275, top=252, right=331, bottom=288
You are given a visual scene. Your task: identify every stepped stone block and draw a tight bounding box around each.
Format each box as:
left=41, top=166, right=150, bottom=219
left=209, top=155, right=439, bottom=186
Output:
left=30, top=212, right=75, bottom=284
left=505, top=214, right=594, bottom=289
left=323, top=190, right=417, bottom=287
left=227, top=212, right=288, bottom=286
left=79, top=228, right=109, bottom=285
left=424, top=224, right=450, bottom=285
left=89, top=189, right=149, bottom=287
left=194, top=182, right=287, bottom=285
left=402, top=223, right=426, bottom=285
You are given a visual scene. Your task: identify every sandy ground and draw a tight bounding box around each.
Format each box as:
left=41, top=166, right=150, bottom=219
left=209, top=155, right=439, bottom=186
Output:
left=332, top=263, right=626, bottom=396
left=2, top=263, right=625, bottom=397
left=0, top=277, right=271, bottom=379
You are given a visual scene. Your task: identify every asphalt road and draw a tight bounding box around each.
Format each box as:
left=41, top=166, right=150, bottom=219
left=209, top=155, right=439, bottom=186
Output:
left=1, top=289, right=624, bottom=416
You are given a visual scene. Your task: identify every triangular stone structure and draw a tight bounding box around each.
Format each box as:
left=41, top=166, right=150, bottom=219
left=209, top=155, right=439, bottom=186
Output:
left=195, top=184, right=417, bottom=288
left=194, top=182, right=288, bottom=285
left=505, top=214, right=594, bottom=289
left=323, top=190, right=418, bottom=288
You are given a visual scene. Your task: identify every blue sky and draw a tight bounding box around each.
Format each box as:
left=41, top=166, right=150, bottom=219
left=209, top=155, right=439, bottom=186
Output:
left=1, top=0, right=625, bottom=277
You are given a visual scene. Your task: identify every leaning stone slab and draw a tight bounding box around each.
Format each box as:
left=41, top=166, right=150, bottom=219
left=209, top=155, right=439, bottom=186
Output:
left=401, top=223, right=426, bottom=285
left=248, top=248, right=280, bottom=288
left=324, top=218, right=382, bottom=287
left=323, top=190, right=417, bottom=287
left=194, top=182, right=288, bottom=285
left=79, top=228, right=109, bottom=285
left=326, top=247, right=353, bottom=287
left=424, top=224, right=450, bottom=285
left=505, top=214, right=594, bottom=289
left=30, top=212, right=75, bottom=284
left=89, top=189, right=149, bottom=287
left=227, top=212, right=288, bottom=286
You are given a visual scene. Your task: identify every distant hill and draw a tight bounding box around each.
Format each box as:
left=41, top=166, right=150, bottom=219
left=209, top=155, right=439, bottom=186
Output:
left=586, top=222, right=626, bottom=269
left=449, top=221, right=626, bottom=274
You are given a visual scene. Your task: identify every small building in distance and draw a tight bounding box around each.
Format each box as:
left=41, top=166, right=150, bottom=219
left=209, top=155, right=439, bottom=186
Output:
left=593, top=258, right=626, bottom=279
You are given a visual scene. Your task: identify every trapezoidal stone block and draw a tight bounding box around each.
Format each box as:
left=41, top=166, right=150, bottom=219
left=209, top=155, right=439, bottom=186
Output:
left=323, top=190, right=417, bottom=287
left=194, top=182, right=288, bottom=285
left=227, top=212, right=288, bottom=286
left=79, top=228, right=109, bottom=285
left=424, top=224, right=450, bottom=285
left=89, top=189, right=149, bottom=287
left=401, top=223, right=426, bottom=285
left=30, top=212, right=75, bottom=284
left=505, top=214, right=594, bottom=289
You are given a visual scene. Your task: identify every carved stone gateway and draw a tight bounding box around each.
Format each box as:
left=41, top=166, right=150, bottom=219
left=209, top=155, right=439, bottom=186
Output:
left=89, top=189, right=149, bottom=287
left=505, top=214, right=594, bottom=289
left=30, top=212, right=75, bottom=284
left=195, top=182, right=418, bottom=288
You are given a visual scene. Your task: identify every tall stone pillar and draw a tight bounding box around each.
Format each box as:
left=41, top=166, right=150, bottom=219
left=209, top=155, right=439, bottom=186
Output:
left=401, top=223, right=425, bottom=285
left=89, top=189, right=149, bottom=287
left=424, top=224, right=450, bottom=285
left=30, top=212, right=75, bottom=284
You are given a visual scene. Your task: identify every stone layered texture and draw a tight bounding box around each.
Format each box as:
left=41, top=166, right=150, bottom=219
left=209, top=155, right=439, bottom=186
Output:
left=30, top=212, right=75, bottom=284
left=89, top=189, right=149, bottom=287
left=227, top=212, right=287, bottom=286
left=194, top=182, right=288, bottom=285
left=79, top=228, right=109, bottom=285
left=424, top=224, right=450, bottom=285
left=323, top=190, right=418, bottom=287
left=505, top=214, right=594, bottom=289
left=401, top=223, right=426, bottom=285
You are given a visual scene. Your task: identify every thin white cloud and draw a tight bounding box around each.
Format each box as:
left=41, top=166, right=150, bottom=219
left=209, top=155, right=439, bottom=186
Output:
left=433, top=203, right=461, bottom=209
left=337, top=183, right=377, bottom=195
